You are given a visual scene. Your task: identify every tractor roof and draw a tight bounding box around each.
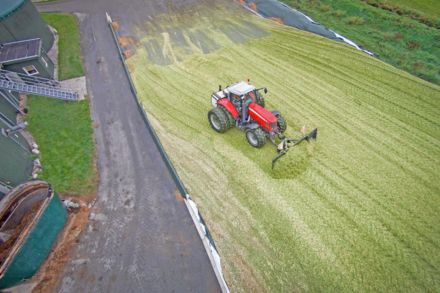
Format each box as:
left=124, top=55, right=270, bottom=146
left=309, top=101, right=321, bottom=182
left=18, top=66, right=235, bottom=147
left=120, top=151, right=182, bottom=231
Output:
left=226, top=81, right=255, bottom=96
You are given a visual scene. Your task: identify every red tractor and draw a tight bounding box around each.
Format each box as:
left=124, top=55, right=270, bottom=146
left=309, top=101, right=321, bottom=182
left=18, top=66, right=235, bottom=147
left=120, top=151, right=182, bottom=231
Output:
left=208, top=81, right=317, bottom=167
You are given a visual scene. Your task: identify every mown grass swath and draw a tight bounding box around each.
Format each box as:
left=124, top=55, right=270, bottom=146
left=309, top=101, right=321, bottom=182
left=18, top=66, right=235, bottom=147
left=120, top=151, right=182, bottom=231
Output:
left=127, top=4, right=440, bottom=292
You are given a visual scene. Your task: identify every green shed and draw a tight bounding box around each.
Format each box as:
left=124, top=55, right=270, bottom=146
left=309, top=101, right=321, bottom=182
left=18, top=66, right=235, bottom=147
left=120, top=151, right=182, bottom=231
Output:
left=0, top=0, right=54, bottom=52
left=0, top=38, right=54, bottom=78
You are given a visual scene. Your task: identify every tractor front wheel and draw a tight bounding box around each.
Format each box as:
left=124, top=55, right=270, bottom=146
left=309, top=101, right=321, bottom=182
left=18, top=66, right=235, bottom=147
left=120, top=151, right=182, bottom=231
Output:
left=273, top=111, right=287, bottom=133
left=277, top=114, right=287, bottom=133
left=208, top=107, right=229, bottom=133
left=246, top=128, right=267, bottom=148
left=220, top=106, right=235, bottom=129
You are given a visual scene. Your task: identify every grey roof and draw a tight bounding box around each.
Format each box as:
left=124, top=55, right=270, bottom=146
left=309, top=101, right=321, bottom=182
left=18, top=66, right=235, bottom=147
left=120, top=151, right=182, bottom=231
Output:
left=0, top=0, right=25, bottom=20
left=0, top=38, right=41, bottom=65
left=227, top=81, right=255, bottom=96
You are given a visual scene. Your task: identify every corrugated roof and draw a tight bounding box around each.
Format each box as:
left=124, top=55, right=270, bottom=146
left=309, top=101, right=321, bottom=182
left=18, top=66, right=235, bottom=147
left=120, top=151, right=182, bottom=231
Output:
left=0, top=38, right=41, bottom=64
left=0, top=0, right=26, bottom=20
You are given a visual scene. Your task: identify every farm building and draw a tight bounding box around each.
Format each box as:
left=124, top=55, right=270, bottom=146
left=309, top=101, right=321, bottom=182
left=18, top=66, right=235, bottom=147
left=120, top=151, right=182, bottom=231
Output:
left=0, top=38, right=55, bottom=78
left=0, top=0, right=59, bottom=194
left=0, top=0, right=54, bottom=52
left=0, top=86, right=32, bottom=196
left=0, top=2, right=69, bottom=289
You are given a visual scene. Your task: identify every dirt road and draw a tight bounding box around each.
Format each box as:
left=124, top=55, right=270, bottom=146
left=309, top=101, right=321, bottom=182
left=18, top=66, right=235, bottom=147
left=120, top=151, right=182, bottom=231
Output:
left=37, top=1, right=221, bottom=292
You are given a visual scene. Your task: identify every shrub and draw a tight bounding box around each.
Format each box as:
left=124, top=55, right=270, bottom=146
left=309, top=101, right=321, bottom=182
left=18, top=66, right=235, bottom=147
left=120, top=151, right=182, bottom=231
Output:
left=413, top=60, right=425, bottom=70
left=406, top=40, right=420, bottom=50
left=435, top=18, right=440, bottom=29
left=364, top=0, right=378, bottom=5
left=307, top=0, right=320, bottom=8
left=346, top=16, right=365, bottom=25
left=319, top=4, right=331, bottom=12
left=379, top=2, right=403, bottom=14
left=383, top=32, right=394, bottom=40
left=393, top=32, right=403, bottom=41
left=334, top=10, right=346, bottom=18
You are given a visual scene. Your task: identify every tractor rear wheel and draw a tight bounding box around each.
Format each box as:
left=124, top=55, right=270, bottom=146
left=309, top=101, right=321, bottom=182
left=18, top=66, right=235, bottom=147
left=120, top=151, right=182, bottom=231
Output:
left=208, top=107, right=229, bottom=133
left=246, top=128, right=267, bottom=148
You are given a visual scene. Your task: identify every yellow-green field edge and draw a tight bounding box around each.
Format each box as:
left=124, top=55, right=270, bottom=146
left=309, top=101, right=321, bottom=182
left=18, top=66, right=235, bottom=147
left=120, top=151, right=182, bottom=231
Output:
left=128, top=6, right=440, bottom=292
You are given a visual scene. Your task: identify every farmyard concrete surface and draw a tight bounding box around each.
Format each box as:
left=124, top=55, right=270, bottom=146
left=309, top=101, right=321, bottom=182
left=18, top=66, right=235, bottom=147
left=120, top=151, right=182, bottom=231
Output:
left=37, top=1, right=221, bottom=292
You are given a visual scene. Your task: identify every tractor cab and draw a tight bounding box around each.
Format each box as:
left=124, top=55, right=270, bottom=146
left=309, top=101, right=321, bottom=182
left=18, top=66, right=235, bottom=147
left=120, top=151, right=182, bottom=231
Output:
left=225, top=81, right=256, bottom=98
left=223, top=81, right=266, bottom=110
left=211, top=81, right=266, bottom=108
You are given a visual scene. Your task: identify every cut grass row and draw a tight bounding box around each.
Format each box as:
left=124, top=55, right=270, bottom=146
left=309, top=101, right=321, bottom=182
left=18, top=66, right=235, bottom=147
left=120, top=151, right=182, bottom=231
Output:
left=127, top=4, right=440, bottom=291
left=280, top=0, right=440, bottom=85
left=27, top=13, right=95, bottom=195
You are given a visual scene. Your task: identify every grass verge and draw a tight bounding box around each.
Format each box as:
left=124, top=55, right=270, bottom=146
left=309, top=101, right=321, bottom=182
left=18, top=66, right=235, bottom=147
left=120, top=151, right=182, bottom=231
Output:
left=26, top=97, right=95, bottom=195
left=370, top=0, right=440, bottom=19
left=127, top=4, right=440, bottom=291
left=280, top=0, right=440, bottom=84
left=26, top=13, right=96, bottom=195
left=41, top=13, right=84, bottom=80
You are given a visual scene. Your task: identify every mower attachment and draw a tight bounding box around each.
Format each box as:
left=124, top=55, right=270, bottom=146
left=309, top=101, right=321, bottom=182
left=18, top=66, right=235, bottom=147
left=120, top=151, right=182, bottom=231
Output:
left=271, top=128, right=318, bottom=169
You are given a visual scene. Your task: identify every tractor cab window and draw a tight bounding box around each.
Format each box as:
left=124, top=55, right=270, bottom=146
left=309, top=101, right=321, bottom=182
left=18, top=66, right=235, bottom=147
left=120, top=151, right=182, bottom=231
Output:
left=231, top=94, right=242, bottom=110
left=249, top=90, right=264, bottom=107
left=231, top=94, right=241, bottom=100
left=255, top=90, right=262, bottom=99
left=245, top=91, right=256, bottom=103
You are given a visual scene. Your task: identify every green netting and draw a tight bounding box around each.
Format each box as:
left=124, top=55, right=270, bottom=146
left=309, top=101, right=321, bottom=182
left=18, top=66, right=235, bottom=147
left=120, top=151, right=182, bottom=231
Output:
left=0, top=193, right=67, bottom=289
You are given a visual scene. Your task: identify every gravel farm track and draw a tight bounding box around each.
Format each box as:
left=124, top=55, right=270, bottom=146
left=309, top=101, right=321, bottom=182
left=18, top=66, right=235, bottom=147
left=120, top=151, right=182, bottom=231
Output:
left=37, top=0, right=224, bottom=292
left=39, top=0, right=440, bottom=292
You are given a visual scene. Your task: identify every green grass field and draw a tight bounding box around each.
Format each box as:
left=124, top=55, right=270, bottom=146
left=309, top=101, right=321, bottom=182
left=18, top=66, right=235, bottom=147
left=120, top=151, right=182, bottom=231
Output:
left=26, top=13, right=95, bottom=195
left=378, top=0, right=440, bottom=18
left=26, top=97, right=95, bottom=195
left=280, top=0, right=440, bottom=85
left=127, top=3, right=440, bottom=291
left=42, top=13, right=84, bottom=80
